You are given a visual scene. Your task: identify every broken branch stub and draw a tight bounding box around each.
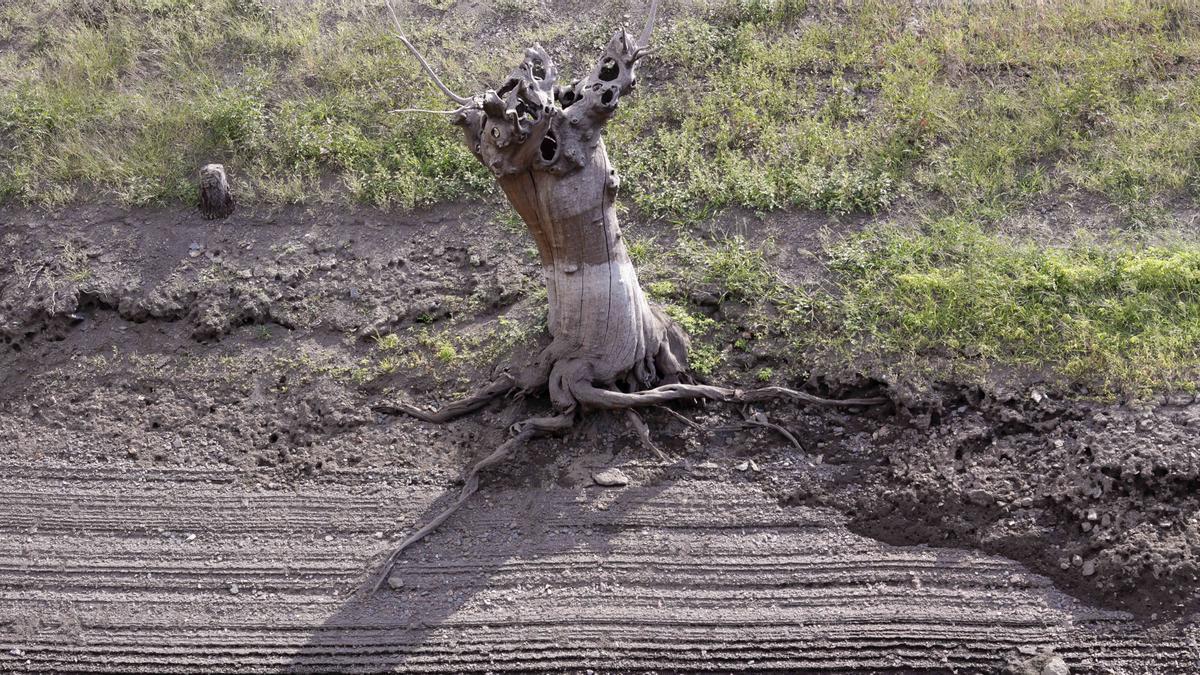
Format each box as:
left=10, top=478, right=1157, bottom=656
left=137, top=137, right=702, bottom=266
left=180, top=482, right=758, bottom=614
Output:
left=198, top=164, right=234, bottom=220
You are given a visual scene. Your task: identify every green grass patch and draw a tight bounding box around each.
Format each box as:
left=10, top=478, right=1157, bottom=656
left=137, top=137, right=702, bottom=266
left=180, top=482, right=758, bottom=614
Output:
left=820, top=217, right=1200, bottom=396
left=1, top=1, right=1196, bottom=221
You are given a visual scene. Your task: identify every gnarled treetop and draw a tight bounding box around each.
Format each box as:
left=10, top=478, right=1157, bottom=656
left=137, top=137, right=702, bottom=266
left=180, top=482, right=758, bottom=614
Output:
left=385, top=0, right=659, bottom=178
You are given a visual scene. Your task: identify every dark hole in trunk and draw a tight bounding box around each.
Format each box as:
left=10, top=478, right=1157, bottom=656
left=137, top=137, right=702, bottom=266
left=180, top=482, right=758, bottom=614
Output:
left=540, top=132, right=559, bottom=161
left=599, top=57, right=619, bottom=81
left=601, top=89, right=615, bottom=105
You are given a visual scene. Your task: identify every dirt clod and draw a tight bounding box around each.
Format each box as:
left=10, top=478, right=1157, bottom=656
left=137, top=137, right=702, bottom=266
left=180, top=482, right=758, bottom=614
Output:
left=592, top=468, right=629, bottom=487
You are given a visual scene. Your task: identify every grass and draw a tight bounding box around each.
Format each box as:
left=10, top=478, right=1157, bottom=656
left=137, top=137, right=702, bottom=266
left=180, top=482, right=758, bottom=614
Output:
left=2, top=1, right=1197, bottom=217
left=818, top=217, right=1200, bottom=396
left=3, top=0, right=1200, bottom=396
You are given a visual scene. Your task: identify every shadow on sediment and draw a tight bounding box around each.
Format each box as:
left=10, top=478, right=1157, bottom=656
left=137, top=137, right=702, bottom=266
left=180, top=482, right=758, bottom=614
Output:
left=286, top=413, right=680, bottom=673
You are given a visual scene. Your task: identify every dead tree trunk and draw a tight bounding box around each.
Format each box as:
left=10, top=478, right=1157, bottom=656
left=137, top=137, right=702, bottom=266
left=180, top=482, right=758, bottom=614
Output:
left=386, top=1, right=695, bottom=419
left=463, top=36, right=691, bottom=413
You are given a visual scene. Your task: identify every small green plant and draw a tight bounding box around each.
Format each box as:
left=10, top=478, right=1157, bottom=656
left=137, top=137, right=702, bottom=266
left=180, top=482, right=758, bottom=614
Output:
left=689, top=343, right=723, bottom=376
left=646, top=280, right=677, bottom=299
left=435, top=341, right=458, bottom=364
left=756, top=367, right=774, bottom=382
left=373, top=332, right=402, bottom=351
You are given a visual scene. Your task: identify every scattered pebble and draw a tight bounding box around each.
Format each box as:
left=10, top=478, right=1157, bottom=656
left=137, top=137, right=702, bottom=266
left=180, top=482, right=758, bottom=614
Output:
left=387, top=576, right=404, bottom=590
left=1082, top=559, right=1096, bottom=576
left=324, top=534, right=334, bottom=542
left=229, top=584, right=239, bottom=595
left=965, top=488, right=994, bottom=507
left=184, top=533, right=196, bottom=542
left=592, top=468, right=629, bottom=487
left=1042, top=657, right=1070, bottom=675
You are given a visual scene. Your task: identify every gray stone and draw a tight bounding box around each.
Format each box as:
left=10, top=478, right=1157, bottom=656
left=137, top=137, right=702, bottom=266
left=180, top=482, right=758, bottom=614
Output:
left=592, top=468, right=630, bottom=487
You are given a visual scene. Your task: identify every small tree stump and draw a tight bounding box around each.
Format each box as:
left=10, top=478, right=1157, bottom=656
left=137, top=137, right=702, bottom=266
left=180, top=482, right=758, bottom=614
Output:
left=198, top=164, right=234, bottom=220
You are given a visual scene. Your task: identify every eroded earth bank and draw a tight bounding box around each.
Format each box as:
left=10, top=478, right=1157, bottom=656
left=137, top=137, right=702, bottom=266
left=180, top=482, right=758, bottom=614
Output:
left=2, top=204, right=1199, bottom=672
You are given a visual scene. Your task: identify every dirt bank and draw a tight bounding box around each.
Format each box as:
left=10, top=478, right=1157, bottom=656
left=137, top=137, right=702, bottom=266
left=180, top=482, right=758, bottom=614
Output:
left=2, top=203, right=1198, bottom=670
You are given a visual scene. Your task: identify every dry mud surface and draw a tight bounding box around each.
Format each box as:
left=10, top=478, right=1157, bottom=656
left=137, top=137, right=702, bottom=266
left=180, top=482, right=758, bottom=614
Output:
left=2, top=204, right=1199, bottom=672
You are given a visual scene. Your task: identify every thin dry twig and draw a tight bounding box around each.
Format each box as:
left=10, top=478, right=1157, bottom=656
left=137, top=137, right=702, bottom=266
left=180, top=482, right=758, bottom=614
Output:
left=389, top=107, right=465, bottom=115
left=383, top=0, right=471, bottom=105
left=655, top=404, right=702, bottom=430
left=739, top=408, right=805, bottom=452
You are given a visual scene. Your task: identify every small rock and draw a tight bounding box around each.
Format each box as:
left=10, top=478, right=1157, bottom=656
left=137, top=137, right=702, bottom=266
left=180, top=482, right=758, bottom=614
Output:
left=592, top=468, right=629, bottom=487
left=749, top=459, right=760, bottom=472
left=1030, top=389, right=1044, bottom=403
left=1086, top=509, right=1098, bottom=521
left=229, top=584, right=240, bottom=595
left=184, top=533, right=196, bottom=542
left=387, top=576, right=404, bottom=590
left=965, top=488, right=994, bottom=507
left=735, top=461, right=750, bottom=472
left=374, top=531, right=384, bottom=539
left=324, top=534, right=334, bottom=542
left=1071, top=554, right=1083, bottom=567
left=1042, top=656, right=1070, bottom=675
left=1081, top=559, right=1096, bottom=576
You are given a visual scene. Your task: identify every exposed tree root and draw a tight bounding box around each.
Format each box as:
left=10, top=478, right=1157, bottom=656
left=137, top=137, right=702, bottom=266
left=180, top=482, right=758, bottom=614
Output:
left=656, top=404, right=703, bottom=430
left=739, top=408, right=805, bottom=452
left=571, top=380, right=888, bottom=411
left=368, top=377, right=886, bottom=594
left=625, top=409, right=668, bottom=462
left=368, top=422, right=540, bottom=595
left=371, top=374, right=515, bottom=423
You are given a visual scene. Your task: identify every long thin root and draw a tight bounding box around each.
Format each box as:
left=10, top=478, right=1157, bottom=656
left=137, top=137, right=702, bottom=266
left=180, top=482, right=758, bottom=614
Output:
left=373, top=374, right=515, bottom=423
left=574, top=381, right=888, bottom=411
left=368, top=425, right=535, bottom=595
left=625, top=409, right=668, bottom=462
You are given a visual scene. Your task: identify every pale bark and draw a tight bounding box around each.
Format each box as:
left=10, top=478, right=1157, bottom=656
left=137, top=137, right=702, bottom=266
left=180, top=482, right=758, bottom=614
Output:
left=444, top=27, right=687, bottom=413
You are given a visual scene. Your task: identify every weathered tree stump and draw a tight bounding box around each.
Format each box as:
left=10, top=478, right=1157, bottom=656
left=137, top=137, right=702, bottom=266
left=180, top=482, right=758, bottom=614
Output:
left=198, top=163, right=235, bottom=220
left=388, top=0, right=686, bottom=414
